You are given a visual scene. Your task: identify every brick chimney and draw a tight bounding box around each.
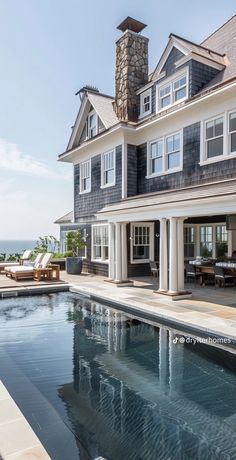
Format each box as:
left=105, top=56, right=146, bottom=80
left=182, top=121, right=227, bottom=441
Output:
left=114, top=17, right=149, bottom=122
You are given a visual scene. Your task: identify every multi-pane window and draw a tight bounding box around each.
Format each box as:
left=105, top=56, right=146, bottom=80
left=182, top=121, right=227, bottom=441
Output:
left=140, top=89, right=151, bottom=117
left=131, top=223, right=154, bottom=263
left=184, top=227, right=195, bottom=258
left=149, top=132, right=182, bottom=176
left=87, top=111, right=97, bottom=138
left=166, top=133, right=181, bottom=169
left=200, top=226, right=213, bottom=257
left=92, top=225, right=109, bottom=262
left=101, top=150, right=115, bottom=187
left=80, top=160, right=91, bottom=193
left=229, top=111, right=236, bottom=153
left=205, top=117, right=224, bottom=159
left=150, top=140, right=163, bottom=174
left=159, top=85, right=171, bottom=109
left=158, top=72, right=187, bottom=111
left=173, top=75, right=187, bottom=102
left=216, top=225, right=228, bottom=258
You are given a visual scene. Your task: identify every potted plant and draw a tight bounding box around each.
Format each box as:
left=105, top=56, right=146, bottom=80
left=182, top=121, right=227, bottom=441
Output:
left=65, top=230, right=86, bottom=274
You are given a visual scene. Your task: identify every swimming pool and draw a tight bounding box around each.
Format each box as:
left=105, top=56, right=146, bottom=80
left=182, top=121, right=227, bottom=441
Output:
left=0, top=292, right=236, bottom=459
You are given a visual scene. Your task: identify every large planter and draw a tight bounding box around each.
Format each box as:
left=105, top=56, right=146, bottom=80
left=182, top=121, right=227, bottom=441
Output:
left=66, top=257, right=83, bottom=274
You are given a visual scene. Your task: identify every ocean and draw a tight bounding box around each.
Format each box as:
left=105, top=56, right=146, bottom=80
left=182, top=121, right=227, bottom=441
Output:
left=0, top=240, right=37, bottom=256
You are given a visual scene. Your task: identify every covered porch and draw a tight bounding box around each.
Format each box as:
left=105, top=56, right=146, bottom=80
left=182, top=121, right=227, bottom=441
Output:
left=97, top=179, right=236, bottom=298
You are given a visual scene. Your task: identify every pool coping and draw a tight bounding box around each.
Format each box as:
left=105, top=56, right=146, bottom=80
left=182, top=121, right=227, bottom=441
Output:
left=69, top=285, right=236, bottom=349
left=0, top=283, right=70, bottom=299
left=0, top=380, right=51, bottom=459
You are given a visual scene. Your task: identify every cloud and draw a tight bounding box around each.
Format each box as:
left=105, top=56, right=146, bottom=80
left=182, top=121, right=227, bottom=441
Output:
left=0, top=138, right=71, bottom=180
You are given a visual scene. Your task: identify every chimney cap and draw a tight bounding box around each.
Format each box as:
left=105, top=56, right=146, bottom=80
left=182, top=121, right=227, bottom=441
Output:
left=117, top=17, right=147, bottom=34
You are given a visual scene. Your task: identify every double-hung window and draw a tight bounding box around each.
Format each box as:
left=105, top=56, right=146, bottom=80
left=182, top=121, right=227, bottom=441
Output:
left=80, top=160, right=91, bottom=194
left=150, top=140, right=163, bottom=174
left=159, top=84, right=171, bottom=109
left=148, top=131, right=182, bottom=176
left=200, top=226, right=213, bottom=258
left=130, top=223, right=154, bottom=264
left=92, top=225, right=109, bottom=262
left=101, top=150, right=115, bottom=187
left=157, top=71, right=187, bottom=111
left=140, top=89, right=152, bottom=117
left=87, top=111, right=97, bottom=138
left=184, top=227, right=195, bottom=258
left=173, top=75, right=187, bottom=102
left=166, top=133, right=181, bottom=169
left=205, top=116, right=224, bottom=159
left=229, top=111, right=236, bottom=154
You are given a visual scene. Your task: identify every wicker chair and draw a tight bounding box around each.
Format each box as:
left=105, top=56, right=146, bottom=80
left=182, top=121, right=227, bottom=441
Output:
left=185, top=263, right=206, bottom=286
left=149, top=261, right=159, bottom=277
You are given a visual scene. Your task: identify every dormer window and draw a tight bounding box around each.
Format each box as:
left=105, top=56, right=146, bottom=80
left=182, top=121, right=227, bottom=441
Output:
left=87, top=111, right=97, bottom=138
left=140, top=89, right=152, bottom=118
left=157, top=70, right=188, bottom=112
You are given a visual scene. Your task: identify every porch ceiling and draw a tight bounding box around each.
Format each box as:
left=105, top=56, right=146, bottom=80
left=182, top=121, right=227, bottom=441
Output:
left=97, top=178, right=236, bottom=222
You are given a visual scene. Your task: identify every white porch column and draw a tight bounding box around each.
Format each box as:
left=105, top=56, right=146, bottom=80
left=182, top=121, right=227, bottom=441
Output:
left=121, top=223, right=128, bottom=281
left=108, top=222, right=115, bottom=280
left=115, top=222, right=122, bottom=282
left=177, top=218, right=185, bottom=292
left=159, top=218, right=168, bottom=292
left=169, top=217, right=178, bottom=294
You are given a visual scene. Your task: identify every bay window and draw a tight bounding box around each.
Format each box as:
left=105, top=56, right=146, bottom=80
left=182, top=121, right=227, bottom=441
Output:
left=130, top=223, right=154, bottom=264
left=92, top=225, right=109, bottom=262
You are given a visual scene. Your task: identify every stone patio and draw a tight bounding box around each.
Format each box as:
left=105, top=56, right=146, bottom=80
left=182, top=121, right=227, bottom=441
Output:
left=62, top=272, right=236, bottom=342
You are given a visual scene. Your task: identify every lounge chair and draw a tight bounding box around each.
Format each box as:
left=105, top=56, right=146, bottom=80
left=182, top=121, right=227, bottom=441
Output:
left=0, top=249, right=33, bottom=273
left=5, top=253, right=53, bottom=281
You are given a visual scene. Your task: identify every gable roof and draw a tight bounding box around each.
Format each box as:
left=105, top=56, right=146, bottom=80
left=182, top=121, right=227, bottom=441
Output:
left=67, top=89, right=119, bottom=151
left=152, top=33, right=226, bottom=81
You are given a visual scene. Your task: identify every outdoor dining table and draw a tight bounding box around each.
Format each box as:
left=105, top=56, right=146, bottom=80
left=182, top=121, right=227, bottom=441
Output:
left=196, top=264, right=236, bottom=285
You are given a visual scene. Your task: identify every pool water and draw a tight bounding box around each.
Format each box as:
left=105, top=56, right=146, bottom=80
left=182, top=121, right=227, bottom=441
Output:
left=0, top=293, right=236, bottom=460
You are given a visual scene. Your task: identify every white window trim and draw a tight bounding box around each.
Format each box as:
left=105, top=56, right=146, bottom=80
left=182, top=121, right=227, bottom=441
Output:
left=130, top=222, right=154, bottom=264
left=100, top=149, right=116, bottom=189
left=228, top=109, right=236, bottom=155
left=79, top=159, right=91, bottom=194
left=156, top=68, right=189, bottom=113
left=184, top=223, right=230, bottom=259
left=200, top=109, right=236, bottom=165
left=91, top=223, right=109, bottom=264
left=146, top=129, right=183, bottom=178
left=87, top=110, right=98, bottom=139
left=139, top=88, right=152, bottom=119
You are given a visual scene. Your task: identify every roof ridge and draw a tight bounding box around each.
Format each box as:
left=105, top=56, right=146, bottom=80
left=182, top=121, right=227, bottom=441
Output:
left=170, top=33, right=225, bottom=57
left=201, top=14, right=236, bottom=45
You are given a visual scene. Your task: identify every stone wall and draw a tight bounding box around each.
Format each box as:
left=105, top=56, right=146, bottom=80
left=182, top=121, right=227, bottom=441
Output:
left=114, top=30, right=149, bottom=122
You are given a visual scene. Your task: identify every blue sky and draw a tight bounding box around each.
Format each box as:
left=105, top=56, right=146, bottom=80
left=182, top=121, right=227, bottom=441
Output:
left=0, top=0, right=235, bottom=239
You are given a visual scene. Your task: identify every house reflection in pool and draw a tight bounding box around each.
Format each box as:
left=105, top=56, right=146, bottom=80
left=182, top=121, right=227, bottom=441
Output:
left=59, top=301, right=236, bottom=460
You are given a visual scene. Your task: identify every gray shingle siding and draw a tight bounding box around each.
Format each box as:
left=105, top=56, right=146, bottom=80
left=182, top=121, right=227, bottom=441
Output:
left=161, top=47, right=185, bottom=76
left=74, top=145, right=122, bottom=220
left=188, top=60, right=220, bottom=97
left=136, top=122, right=236, bottom=195
left=127, top=145, right=138, bottom=197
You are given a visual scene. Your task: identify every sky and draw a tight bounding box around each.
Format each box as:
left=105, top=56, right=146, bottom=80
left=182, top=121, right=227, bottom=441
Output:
left=0, top=0, right=235, bottom=240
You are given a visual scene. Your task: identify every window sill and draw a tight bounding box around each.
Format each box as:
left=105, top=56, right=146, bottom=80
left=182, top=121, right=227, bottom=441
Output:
left=91, top=259, right=109, bottom=264
left=79, top=189, right=91, bottom=195
left=130, top=259, right=151, bottom=265
left=100, top=183, right=116, bottom=189
left=199, top=152, right=236, bottom=166
left=139, top=111, right=152, bottom=120
left=146, top=167, right=182, bottom=179
left=157, top=97, right=187, bottom=114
